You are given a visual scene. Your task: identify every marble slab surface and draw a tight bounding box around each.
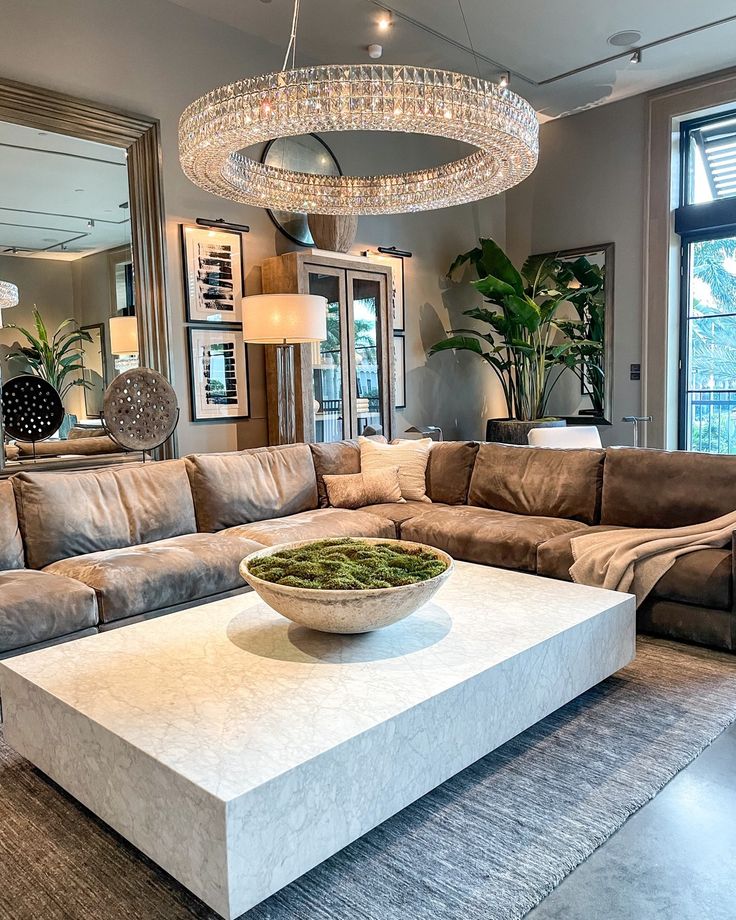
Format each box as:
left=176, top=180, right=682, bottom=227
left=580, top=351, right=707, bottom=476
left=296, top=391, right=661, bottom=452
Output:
left=0, top=562, right=635, bottom=919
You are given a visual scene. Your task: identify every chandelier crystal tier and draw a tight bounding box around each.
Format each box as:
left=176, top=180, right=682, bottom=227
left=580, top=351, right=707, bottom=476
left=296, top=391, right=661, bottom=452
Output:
left=179, top=0, right=539, bottom=215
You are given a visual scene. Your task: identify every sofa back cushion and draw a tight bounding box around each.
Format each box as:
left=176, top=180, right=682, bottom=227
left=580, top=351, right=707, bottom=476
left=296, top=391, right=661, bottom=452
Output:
left=0, top=480, right=25, bottom=570
left=601, top=447, right=736, bottom=528
left=426, top=441, right=479, bottom=504
left=186, top=443, right=318, bottom=532
left=310, top=437, right=386, bottom=508
left=14, top=460, right=197, bottom=569
left=468, top=443, right=605, bottom=525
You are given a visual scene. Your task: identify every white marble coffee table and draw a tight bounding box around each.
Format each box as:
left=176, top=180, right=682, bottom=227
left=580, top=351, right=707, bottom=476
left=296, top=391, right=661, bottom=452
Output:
left=0, top=561, right=635, bottom=919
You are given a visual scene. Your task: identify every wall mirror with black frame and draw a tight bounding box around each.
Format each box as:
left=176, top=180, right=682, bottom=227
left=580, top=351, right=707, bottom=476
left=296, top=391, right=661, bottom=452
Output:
left=532, top=243, right=614, bottom=426
left=0, top=78, right=173, bottom=471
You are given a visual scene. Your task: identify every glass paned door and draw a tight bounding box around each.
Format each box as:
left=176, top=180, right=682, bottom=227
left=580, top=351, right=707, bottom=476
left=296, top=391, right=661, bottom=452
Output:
left=308, top=268, right=348, bottom=443
left=680, top=236, right=736, bottom=452
left=348, top=272, right=388, bottom=437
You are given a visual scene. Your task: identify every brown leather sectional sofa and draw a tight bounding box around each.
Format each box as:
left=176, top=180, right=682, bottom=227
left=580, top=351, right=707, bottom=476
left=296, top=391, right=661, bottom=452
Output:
left=1, top=439, right=734, bottom=659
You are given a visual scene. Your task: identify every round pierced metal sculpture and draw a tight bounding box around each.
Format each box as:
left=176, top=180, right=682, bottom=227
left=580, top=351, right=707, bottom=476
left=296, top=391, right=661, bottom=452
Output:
left=1, top=375, right=65, bottom=442
left=102, top=368, right=179, bottom=452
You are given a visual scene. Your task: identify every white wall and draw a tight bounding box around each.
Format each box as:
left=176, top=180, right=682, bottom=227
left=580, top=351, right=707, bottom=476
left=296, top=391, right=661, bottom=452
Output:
left=506, top=95, right=649, bottom=446
left=1, top=0, right=507, bottom=451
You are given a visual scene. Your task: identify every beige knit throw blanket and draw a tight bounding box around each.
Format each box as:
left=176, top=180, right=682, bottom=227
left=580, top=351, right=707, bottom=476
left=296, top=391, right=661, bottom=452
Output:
left=569, top=510, right=736, bottom=606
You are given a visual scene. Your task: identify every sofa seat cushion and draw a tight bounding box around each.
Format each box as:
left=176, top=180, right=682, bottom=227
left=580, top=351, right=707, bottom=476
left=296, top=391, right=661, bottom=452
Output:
left=362, top=501, right=448, bottom=527
left=537, top=526, right=623, bottom=581
left=402, top=506, right=588, bottom=572
left=0, top=569, right=98, bottom=654
left=227, top=508, right=394, bottom=546
left=537, top=528, right=732, bottom=610
left=45, top=532, right=264, bottom=624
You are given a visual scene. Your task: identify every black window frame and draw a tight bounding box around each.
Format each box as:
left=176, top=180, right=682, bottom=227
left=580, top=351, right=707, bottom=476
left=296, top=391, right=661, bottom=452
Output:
left=677, top=110, right=736, bottom=451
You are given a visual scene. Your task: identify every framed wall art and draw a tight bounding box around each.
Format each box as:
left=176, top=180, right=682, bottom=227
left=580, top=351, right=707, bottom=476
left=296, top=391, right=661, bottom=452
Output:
left=367, top=251, right=405, bottom=331
left=187, top=326, right=250, bottom=422
left=181, top=225, right=244, bottom=324
left=393, top=334, right=406, bottom=409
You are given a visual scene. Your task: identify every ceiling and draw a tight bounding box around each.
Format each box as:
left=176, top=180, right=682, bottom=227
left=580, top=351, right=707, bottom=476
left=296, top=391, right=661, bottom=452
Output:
left=0, top=122, right=130, bottom=262
left=168, top=0, right=736, bottom=119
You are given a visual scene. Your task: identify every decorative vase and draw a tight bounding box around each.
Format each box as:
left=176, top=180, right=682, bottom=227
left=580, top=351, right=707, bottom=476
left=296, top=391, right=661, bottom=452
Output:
left=485, top=418, right=566, bottom=445
left=307, top=213, right=358, bottom=253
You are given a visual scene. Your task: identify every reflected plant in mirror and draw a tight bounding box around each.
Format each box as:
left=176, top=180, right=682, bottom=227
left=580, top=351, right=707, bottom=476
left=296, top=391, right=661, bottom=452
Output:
left=6, top=307, right=92, bottom=400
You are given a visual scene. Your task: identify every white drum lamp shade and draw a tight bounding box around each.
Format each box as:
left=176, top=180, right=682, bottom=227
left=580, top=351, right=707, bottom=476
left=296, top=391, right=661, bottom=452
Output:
left=109, top=315, right=139, bottom=355
left=0, top=280, right=19, bottom=329
left=242, top=294, right=327, bottom=344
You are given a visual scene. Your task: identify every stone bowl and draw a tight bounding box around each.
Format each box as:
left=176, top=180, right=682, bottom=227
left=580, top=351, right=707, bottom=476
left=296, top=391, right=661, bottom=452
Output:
left=239, top=538, right=454, bottom=634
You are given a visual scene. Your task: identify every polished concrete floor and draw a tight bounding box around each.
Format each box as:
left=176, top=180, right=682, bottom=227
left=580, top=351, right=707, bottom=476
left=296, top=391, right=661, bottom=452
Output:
left=527, top=722, right=736, bottom=920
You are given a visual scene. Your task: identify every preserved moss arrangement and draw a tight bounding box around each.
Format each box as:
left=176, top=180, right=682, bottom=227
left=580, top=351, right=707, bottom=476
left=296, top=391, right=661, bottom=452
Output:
left=247, top=538, right=448, bottom=590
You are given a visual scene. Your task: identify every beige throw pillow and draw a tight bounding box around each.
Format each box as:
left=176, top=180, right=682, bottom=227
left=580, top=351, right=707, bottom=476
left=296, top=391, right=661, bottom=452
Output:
left=324, top=467, right=405, bottom=510
left=358, top=437, right=433, bottom=503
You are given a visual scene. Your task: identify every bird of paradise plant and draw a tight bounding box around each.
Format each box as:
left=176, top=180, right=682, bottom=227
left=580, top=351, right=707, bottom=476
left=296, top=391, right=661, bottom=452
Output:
left=430, top=238, right=602, bottom=421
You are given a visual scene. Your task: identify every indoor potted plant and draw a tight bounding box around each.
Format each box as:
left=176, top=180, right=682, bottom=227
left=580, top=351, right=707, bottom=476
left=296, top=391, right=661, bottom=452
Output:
left=430, top=238, right=601, bottom=443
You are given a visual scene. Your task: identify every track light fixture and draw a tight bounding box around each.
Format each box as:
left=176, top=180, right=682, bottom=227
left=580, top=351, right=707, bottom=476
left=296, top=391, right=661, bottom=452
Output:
left=630, top=49, right=641, bottom=64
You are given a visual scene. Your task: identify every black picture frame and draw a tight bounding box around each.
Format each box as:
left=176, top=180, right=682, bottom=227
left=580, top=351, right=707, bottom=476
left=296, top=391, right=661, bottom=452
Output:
left=180, top=224, right=245, bottom=325
left=187, top=326, right=251, bottom=423
left=261, top=134, right=343, bottom=247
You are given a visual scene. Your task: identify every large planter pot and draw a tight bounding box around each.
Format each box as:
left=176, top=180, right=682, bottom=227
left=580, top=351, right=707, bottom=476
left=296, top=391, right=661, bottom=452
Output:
left=485, top=417, right=566, bottom=445
left=240, top=538, right=454, bottom=634
left=307, top=213, right=359, bottom=253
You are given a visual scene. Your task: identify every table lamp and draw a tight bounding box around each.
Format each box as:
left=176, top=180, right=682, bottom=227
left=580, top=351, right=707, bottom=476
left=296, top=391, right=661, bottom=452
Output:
left=242, top=293, right=327, bottom=444
left=109, top=314, right=139, bottom=374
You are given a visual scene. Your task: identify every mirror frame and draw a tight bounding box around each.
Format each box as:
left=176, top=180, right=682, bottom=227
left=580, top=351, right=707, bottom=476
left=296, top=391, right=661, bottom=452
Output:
left=531, top=242, right=615, bottom=426
left=0, top=77, right=176, bottom=461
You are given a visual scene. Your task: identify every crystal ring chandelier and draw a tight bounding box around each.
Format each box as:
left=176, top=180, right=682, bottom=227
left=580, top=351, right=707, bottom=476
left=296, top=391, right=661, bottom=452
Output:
left=179, top=4, right=538, bottom=215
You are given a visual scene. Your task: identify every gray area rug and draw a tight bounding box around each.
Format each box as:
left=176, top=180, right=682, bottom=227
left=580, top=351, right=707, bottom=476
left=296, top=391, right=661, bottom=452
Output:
left=1, top=637, right=735, bottom=920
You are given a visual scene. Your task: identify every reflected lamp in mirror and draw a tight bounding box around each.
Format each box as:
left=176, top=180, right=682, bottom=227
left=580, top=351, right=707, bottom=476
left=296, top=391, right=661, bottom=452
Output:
left=109, top=314, right=139, bottom=374
left=243, top=294, right=327, bottom=445
left=0, top=280, right=19, bottom=326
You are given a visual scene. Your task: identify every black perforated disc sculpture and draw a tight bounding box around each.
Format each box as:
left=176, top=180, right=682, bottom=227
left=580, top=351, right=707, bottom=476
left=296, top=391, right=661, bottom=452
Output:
left=102, top=368, right=179, bottom=451
left=1, top=375, right=65, bottom=442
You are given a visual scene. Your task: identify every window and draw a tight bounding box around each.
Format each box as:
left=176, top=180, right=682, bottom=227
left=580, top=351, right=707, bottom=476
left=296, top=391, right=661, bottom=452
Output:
left=677, top=110, right=736, bottom=452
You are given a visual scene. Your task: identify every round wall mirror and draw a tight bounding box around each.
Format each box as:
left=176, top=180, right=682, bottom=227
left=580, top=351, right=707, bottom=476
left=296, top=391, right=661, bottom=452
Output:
left=261, top=134, right=342, bottom=247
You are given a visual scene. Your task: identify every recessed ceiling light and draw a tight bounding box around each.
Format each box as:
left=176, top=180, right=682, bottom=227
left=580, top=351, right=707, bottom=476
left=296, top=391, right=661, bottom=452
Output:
left=42, top=237, right=55, bottom=242
left=74, top=188, right=84, bottom=192
left=608, top=30, right=642, bottom=47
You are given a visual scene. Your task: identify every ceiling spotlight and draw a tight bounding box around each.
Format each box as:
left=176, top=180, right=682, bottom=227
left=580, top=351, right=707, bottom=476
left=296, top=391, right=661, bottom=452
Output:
left=368, top=43, right=383, bottom=60
left=499, top=72, right=510, bottom=89
left=630, top=49, right=641, bottom=64
left=86, top=218, right=95, bottom=229
left=377, top=12, right=392, bottom=31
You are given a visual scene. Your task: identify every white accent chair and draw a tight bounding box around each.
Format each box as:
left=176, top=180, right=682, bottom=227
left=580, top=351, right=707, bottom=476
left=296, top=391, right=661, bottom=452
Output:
left=527, top=426, right=602, bottom=449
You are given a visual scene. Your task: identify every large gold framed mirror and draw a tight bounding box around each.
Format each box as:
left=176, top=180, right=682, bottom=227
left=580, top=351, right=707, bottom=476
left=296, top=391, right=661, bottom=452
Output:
left=0, top=77, right=175, bottom=471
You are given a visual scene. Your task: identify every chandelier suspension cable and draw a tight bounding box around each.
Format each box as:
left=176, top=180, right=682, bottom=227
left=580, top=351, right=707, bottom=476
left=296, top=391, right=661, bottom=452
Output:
left=281, top=0, right=302, bottom=71
left=456, top=0, right=481, bottom=79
